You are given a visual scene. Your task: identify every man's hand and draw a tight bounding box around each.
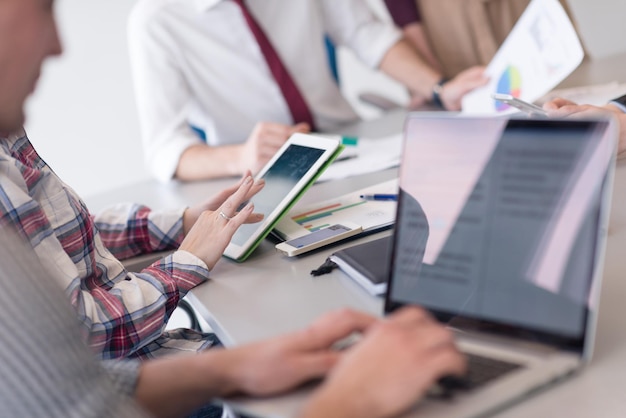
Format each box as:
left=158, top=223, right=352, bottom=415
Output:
left=300, top=307, right=466, bottom=418
left=543, top=98, right=626, bottom=156
left=215, top=309, right=377, bottom=397
left=440, top=66, right=489, bottom=111
left=179, top=174, right=264, bottom=270
left=237, top=121, right=310, bottom=174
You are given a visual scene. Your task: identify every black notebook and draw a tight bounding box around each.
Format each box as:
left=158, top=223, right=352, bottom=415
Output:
left=330, top=235, right=392, bottom=295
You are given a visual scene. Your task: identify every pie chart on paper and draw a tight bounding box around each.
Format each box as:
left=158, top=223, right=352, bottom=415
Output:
left=495, top=66, right=522, bottom=111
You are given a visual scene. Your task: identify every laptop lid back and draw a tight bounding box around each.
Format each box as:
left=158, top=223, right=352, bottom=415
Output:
left=385, top=114, right=616, bottom=358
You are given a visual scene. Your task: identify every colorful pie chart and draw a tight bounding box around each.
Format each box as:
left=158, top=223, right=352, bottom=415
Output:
left=495, top=66, right=522, bottom=111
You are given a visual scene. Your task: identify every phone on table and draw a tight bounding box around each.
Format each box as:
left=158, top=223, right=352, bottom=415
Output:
left=275, top=222, right=363, bottom=257
left=492, top=93, right=548, bottom=116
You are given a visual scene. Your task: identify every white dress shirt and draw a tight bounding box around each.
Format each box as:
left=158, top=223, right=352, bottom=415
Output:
left=128, top=0, right=401, bottom=181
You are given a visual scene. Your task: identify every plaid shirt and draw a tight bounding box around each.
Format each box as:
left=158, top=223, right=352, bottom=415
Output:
left=0, top=130, right=215, bottom=359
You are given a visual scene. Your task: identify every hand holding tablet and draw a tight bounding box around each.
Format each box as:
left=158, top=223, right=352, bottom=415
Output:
left=179, top=173, right=265, bottom=270
left=223, top=134, right=343, bottom=261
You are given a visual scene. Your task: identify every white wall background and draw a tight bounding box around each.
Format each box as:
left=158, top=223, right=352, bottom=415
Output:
left=25, top=0, right=146, bottom=199
left=566, top=0, right=626, bottom=59
left=24, top=0, right=626, bottom=199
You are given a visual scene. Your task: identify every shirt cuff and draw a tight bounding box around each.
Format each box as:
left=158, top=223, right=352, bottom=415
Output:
left=609, top=100, right=626, bottom=114
left=102, top=360, right=142, bottom=397
left=168, top=249, right=211, bottom=293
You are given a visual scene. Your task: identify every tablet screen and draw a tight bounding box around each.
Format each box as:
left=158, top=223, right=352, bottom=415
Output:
left=224, top=133, right=341, bottom=261
left=230, top=144, right=325, bottom=247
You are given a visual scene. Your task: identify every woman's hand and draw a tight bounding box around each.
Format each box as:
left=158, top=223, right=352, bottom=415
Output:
left=179, top=174, right=264, bottom=270
left=182, top=170, right=264, bottom=234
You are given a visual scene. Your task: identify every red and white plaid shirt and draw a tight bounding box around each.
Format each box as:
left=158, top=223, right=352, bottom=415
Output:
left=0, top=130, right=216, bottom=359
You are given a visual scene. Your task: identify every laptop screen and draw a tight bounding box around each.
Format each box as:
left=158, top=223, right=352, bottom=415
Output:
left=385, top=115, right=615, bottom=351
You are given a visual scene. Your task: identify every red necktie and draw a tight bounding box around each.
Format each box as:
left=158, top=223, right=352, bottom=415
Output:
left=232, top=0, right=316, bottom=130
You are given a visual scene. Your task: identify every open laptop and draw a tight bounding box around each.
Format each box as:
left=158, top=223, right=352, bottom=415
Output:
left=385, top=114, right=618, bottom=417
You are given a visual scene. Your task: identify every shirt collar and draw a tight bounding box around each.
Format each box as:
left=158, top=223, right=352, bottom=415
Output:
left=195, top=0, right=225, bottom=12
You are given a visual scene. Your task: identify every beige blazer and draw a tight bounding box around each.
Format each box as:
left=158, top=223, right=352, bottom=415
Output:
left=416, top=0, right=578, bottom=78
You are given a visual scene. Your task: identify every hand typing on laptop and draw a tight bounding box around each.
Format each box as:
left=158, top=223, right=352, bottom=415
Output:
left=300, top=307, right=467, bottom=418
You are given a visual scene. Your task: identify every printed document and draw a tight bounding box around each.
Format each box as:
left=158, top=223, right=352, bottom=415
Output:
left=462, top=0, right=584, bottom=114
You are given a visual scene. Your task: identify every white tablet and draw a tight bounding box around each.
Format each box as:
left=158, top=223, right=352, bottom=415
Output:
left=223, top=134, right=343, bottom=262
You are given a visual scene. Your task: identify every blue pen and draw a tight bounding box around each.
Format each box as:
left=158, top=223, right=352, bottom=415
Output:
left=359, top=194, right=398, bottom=201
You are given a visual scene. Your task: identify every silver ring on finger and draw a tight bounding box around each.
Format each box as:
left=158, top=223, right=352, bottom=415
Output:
left=219, top=211, right=233, bottom=221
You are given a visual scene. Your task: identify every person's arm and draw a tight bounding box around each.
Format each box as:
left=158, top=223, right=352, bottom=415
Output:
left=93, top=203, right=186, bottom=260
left=298, top=308, right=466, bottom=418
left=80, top=174, right=264, bottom=358
left=135, top=307, right=465, bottom=418
left=1, top=230, right=464, bottom=418
left=401, top=22, right=442, bottom=72
left=382, top=0, right=442, bottom=71
left=135, top=308, right=377, bottom=417
left=176, top=122, right=311, bottom=181
left=127, top=7, right=310, bottom=182
left=127, top=6, right=208, bottom=182
left=544, top=98, right=626, bottom=156
left=0, top=152, right=264, bottom=358
left=95, top=172, right=265, bottom=260
left=0, top=230, right=149, bottom=418
left=322, top=0, right=486, bottom=111
left=378, top=39, right=488, bottom=111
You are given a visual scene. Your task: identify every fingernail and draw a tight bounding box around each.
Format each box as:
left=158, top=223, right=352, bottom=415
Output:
left=255, top=178, right=265, bottom=186
left=245, top=176, right=253, bottom=184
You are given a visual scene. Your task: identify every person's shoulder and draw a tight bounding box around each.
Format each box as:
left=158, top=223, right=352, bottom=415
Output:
left=129, top=0, right=192, bottom=28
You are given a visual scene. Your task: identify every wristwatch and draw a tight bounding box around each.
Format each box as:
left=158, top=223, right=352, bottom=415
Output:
left=431, top=78, right=448, bottom=109
left=609, top=93, right=626, bottom=113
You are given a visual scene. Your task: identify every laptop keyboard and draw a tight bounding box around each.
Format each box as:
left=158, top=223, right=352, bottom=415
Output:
left=430, top=353, right=523, bottom=398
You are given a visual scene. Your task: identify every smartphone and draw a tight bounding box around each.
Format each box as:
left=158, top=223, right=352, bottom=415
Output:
left=492, top=93, right=548, bottom=116
left=275, top=223, right=363, bottom=257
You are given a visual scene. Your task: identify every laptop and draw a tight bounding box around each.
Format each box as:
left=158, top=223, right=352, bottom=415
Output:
left=385, top=114, right=618, bottom=417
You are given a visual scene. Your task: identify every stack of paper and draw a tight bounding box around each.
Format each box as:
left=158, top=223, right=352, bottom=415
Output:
left=274, top=179, right=398, bottom=241
left=316, top=134, right=402, bottom=182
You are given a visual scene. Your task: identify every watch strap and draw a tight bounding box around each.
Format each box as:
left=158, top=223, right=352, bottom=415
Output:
left=431, top=78, right=448, bottom=108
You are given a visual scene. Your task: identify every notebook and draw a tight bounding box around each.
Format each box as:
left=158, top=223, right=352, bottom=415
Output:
left=329, top=235, right=392, bottom=296
left=385, top=113, right=617, bottom=417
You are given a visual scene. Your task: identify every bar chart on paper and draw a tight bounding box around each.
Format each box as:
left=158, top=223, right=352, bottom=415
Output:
left=274, top=179, right=399, bottom=240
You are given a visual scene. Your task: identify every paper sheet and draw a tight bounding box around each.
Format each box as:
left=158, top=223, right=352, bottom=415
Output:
left=317, top=133, right=403, bottom=182
left=274, top=179, right=398, bottom=241
left=462, top=0, right=584, bottom=114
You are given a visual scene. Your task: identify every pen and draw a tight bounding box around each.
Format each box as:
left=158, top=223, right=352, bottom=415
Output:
left=359, top=194, right=398, bottom=201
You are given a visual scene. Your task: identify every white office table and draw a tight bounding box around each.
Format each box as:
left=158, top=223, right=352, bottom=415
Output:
left=85, top=53, right=626, bottom=417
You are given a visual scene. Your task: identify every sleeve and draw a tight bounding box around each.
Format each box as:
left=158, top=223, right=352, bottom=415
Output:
left=0, top=160, right=210, bottom=359
left=127, top=4, right=204, bottom=182
left=320, top=0, right=403, bottom=69
left=0, top=231, right=149, bottom=418
left=93, top=202, right=186, bottom=260
left=69, top=247, right=210, bottom=359
left=384, top=0, right=422, bottom=27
